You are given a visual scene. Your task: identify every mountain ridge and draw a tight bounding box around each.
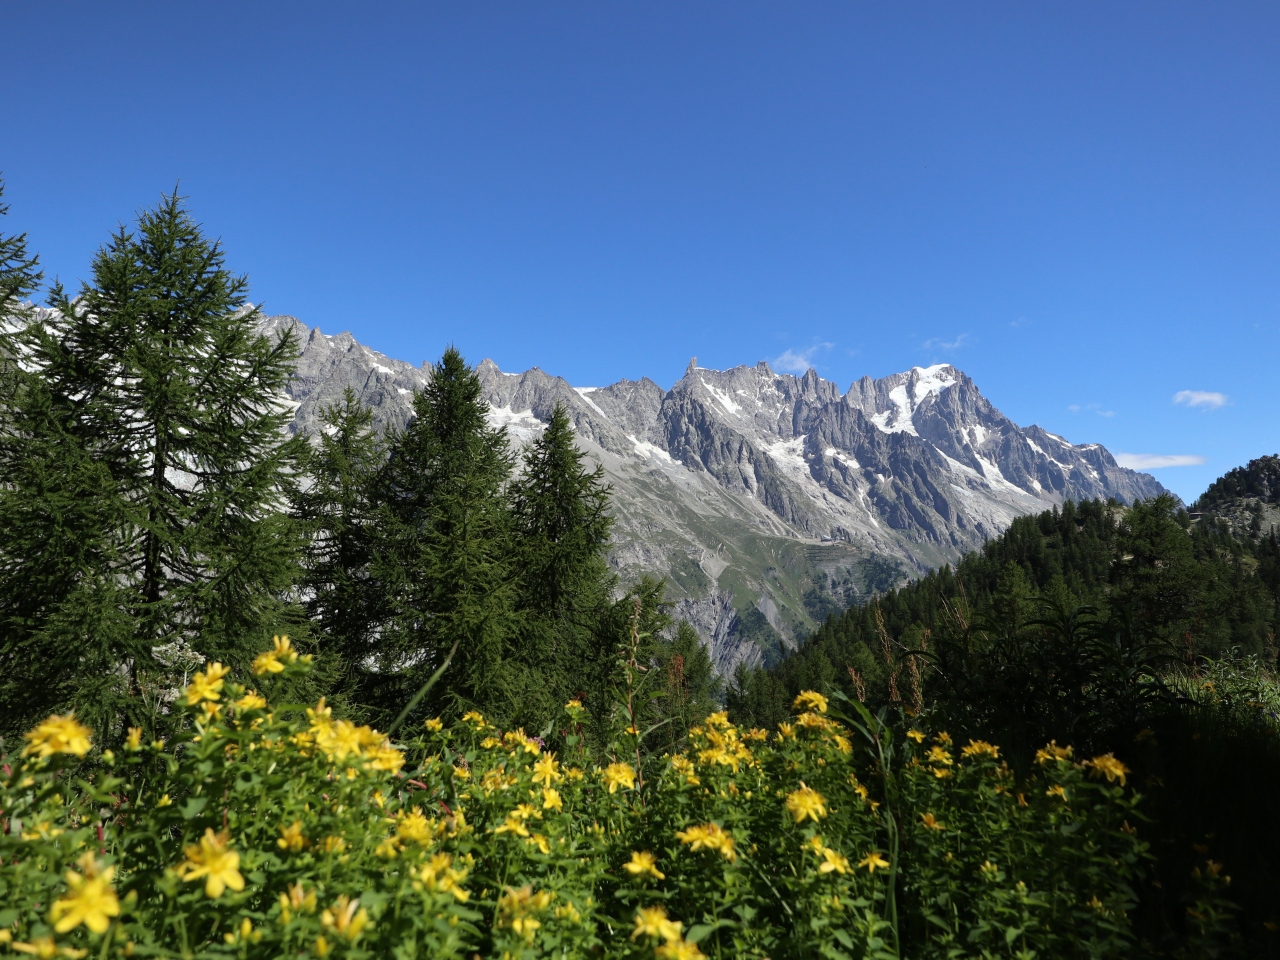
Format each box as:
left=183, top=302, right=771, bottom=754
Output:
left=261, top=314, right=1167, bottom=673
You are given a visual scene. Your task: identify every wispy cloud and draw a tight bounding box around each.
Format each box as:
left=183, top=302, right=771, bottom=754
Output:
left=922, top=333, right=970, bottom=352
left=1173, top=390, right=1228, bottom=410
left=1114, top=453, right=1206, bottom=470
left=1068, top=403, right=1115, bottom=417
left=771, top=343, right=832, bottom=374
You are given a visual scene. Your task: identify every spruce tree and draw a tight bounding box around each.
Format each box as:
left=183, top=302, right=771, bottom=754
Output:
left=370, top=347, right=517, bottom=724
left=509, top=404, right=616, bottom=725
left=0, top=178, right=41, bottom=310
left=292, top=389, right=387, bottom=706
left=0, top=191, right=306, bottom=740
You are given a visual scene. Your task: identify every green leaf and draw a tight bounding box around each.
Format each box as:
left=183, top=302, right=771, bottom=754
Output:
left=181, top=796, right=208, bottom=820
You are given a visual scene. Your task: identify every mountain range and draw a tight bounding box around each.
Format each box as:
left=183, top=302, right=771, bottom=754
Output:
left=259, top=315, right=1167, bottom=674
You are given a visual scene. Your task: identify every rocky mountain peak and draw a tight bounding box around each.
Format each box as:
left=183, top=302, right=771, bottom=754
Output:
left=261, top=314, right=1168, bottom=673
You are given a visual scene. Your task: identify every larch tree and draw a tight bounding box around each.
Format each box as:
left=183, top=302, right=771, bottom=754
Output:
left=0, top=191, right=307, bottom=740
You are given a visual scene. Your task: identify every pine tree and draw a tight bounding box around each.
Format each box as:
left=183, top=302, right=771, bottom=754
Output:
left=0, top=191, right=307, bottom=740
left=508, top=404, right=616, bottom=726
left=292, top=389, right=387, bottom=705
left=370, top=347, right=517, bottom=724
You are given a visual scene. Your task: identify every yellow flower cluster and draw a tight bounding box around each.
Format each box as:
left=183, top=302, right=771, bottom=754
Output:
left=320, top=895, right=369, bottom=943
left=49, top=855, right=119, bottom=935
left=251, top=635, right=302, bottom=675
left=1085, top=753, right=1130, bottom=785
left=417, top=853, right=471, bottom=902
left=301, top=699, right=404, bottom=773
left=961, top=739, right=1000, bottom=759
left=785, top=783, right=828, bottom=823
left=497, top=885, right=555, bottom=940
left=624, top=850, right=665, bottom=880
left=175, top=829, right=245, bottom=899
left=1035, top=741, right=1073, bottom=765
left=602, top=762, right=637, bottom=793
left=22, top=714, right=92, bottom=760
left=806, top=836, right=851, bottom=875
left=675, top=822, right=737, bottom=862
left=184, top=663, right=230, bottom=706
left=632, top=906, right=705, bottom=960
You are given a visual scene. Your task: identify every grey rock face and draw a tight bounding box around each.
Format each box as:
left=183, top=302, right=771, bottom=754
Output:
left=260, top=316, right=1168, bottom=673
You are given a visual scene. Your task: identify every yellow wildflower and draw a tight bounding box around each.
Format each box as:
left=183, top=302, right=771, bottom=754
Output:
left=906, top=729, right=926, bottom=743
left=49, top=855, right=119, bottom=935
left=926, top=745, right=953, bottom=766
left=320, top=896, right=369, bottom=942
left=1035, top=741, right=1073, bottom=765
left=786, top=783, right=828, bottom=823
left=156, top=794, right=172, bottom=807
left=234, top=692, right=267, bottom=711
left=419, top=852, right=471, bottom=901
left=461, top=710, right=487, bottom=729
left=1085, top=753, right=1130, bottom=786
left=528, top=833, right=551, bottom=855
left=624, top=850, right=666, bottom=880
left=22, top=713, right=93, bottom=759
left=9, top=937, right=87, bottom=958
left=920, top=812, right=945, bottom=831
left=493, top=812, right=531, bottom=838
left=675, top=822, right=737, bottom=862
left=777, top=722, right=797, bottom=741
left=532, top=754, right=562, bottom=787
left=816, top=845, right=851, bottom=874
left=424, top=717, right=444, bottom=731
left=603, top=762, right=637, bottom=794
left=497, top=885, right=554, bottom=940
left=542, top=787, right=563, bottom=812
left=124, top=727, right=143, bottom=751
left=793, top=690, right=829, bottom=714
left=857, top=851, right=890, bottom=873
left=176, top=829, right=245, bottom=899
left=481, top=736, right=503, bottom=749
left=394, top=807, right=439, bottom=846
left=1047, top=784, right=1068, bottom=800
left=252, top=635, right=298, bottom=675
left=184, top=663, right=230, bottom=706
left=796, top=711, right=833, bottom=730
left=277, top=821, right=308, bottom=852
left=961, top=740, right=1000, bottom=759
left=832, top=734, right=853, bottom=754
left=631, top=905, right=682, bottom=942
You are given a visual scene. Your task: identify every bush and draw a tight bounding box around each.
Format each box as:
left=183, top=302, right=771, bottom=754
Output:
left=0, top=641, right=1152, bottom=959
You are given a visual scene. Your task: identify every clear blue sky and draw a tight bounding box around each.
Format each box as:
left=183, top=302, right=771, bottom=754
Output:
left=4, top=3, right=1278, bottom=501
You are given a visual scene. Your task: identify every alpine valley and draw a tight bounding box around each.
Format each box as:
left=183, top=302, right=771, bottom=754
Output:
left=260, top=315, right=1167, bottom=675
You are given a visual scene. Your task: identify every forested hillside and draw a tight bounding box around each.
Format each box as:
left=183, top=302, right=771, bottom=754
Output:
left=729, top=481, right=1280, bottom=953
left=729, top=495, right=1280, bottom=727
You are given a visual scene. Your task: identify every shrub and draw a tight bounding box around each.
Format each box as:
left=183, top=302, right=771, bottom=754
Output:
left=0, top=641, right=1150, bottom=959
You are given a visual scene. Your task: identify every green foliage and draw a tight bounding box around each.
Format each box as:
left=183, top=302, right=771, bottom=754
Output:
left=365, top=346, right=518, bottom=725
left=0, top=653, right=1152, bottom=960
left=0, top=191, right=307, bottom=743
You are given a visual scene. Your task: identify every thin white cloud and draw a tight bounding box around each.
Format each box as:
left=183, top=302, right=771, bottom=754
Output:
left=1114, top=453, right=1206, bottom=470
left=771, top=343, right=832, bottom=374
left=922, top=333, right=969, bottom=352
left=1173, top=390, right=1228, bottom=410
left=1069, top=403, right=1114, bottom=417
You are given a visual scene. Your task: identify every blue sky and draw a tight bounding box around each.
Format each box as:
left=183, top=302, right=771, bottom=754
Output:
left=4, top=3, right=1278, bottom=501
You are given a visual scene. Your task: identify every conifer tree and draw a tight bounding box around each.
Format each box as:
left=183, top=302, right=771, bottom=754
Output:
left=370, top=347, right=517, bottom=724
left=292, top=389, right=387, bottom=704
left=509, top=404, right=616, bottom=724
left=0, top=191, right=306, bottom=739
left=0, top=178, right=41, bottom=310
